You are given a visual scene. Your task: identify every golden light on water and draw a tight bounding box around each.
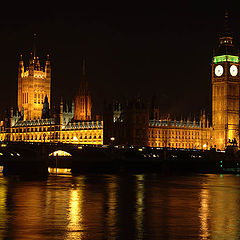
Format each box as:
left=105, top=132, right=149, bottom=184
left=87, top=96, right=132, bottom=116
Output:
left=199, top=175, right=240, bottom=240
left=106, top=176, right=118, bottom=239
left=0, top=178, right=7, bottom=239
left=48, top=167, right=71, bottom=175
left=199, top=187, right=210, bottom=239
left=66, top=176, right=85, bottom=240
left=135, top=175, right=145, bottom=240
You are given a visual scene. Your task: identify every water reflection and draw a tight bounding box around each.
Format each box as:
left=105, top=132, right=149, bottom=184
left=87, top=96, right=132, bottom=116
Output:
left=106, top=175, right=118, bottom=240
left=0, top=174, right=239, bottom=239
left=199, top=175, right=240, bottom=240
left=135, top=175, right=145, bottom=240
left=199, top=187, right=210, bottom=239
left=66, top=176, right=85, bottom=240
left=0, top=177, right=7, bottom=239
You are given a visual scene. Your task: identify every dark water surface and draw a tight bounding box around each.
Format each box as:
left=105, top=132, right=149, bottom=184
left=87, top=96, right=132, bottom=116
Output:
left=0, top=173, right=240, bottom=240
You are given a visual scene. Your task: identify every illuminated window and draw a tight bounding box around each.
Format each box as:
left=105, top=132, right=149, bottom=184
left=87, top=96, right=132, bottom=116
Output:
left=49, top=150, right=72, bottom=157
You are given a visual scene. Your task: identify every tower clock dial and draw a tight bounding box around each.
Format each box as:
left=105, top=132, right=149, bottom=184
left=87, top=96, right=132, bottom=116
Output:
left=230, top=65, right=238, bottom=76
left=215, top=65, right=224, bottom=77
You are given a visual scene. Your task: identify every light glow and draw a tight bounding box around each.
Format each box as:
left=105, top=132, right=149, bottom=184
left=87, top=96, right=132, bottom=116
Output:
left=49, top=150, right=72, bottom=157
left=73, top=136, right=78, bottom=141
left=48, top=167, right=71, bottom=174
left=213, top=55, right=239, bottom=64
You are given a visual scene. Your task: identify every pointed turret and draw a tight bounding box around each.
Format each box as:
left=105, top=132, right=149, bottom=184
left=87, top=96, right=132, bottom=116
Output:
left=42, top=95, right=50, bottom=119
left=45, top=54, right=51, bottom=76
left=33, top=33, right=37, bottom=60
left=74, top=58, right=92, bottom=120
left=202, top=110, right=206, bottom=128
left=18, top=54, right=24, bottom=78
left=60, top=97, right=63, bottom=127
left=29, top=52, right=34, bottom=75
left=18, top=54, right=24, bottom=112
left=45, top=54, right=51, bottom=108
left=35, top=56, right=40, bottom=70
left=215, top=10, right=237, bottom=56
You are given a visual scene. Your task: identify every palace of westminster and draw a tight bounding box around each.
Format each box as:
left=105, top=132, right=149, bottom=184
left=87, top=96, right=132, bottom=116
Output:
left=0, top=13, right=239, bottom=151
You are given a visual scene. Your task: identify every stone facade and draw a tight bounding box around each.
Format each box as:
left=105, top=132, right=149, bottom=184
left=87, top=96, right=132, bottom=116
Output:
left=148, top=117, right=212, bottom=149
left=211, top=13, right=240, bottom=150
left=18, top=54, right=51, bottom=120
left=0, top=44, right=103, bottom=145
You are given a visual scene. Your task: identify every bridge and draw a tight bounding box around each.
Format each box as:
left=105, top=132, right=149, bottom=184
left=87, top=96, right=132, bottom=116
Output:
left=0, top=142, right=239, bottom=176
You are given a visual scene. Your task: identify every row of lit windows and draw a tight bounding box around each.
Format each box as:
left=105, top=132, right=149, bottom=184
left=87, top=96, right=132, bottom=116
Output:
left=11, top=126, right=60, bottom=133
left=149, top=135, right=201, bottom=140
left=62, top=134, right=102, bottom=140
left=12, top=135, right=51, bottom=141
left=11, top=134, right=102, bottom=141
left=149, top=141, right=200, bottom=149
left=150, top=130, right=201, bottom=136
left=151, top=130, right=201, bottom=135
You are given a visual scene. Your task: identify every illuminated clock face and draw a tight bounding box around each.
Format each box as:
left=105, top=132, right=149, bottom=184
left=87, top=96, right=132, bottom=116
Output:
left=230, top=65, right=238, bottom=76
left=215, top=65, right=224, bottom=77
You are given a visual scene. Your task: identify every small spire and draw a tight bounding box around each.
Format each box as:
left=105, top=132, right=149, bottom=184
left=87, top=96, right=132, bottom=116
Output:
left=45, top=54, right=51, bottom=70
left=36, top=56, right=40, bottom=70
left=33, top=33, right=37, bottom=59
left=223, top=10, right=231, bottom=37
left=19, top=54, right=24, bottom=67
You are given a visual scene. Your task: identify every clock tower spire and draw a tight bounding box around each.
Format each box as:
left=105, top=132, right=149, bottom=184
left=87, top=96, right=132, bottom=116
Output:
left=212, top=11, right=240, bottom=150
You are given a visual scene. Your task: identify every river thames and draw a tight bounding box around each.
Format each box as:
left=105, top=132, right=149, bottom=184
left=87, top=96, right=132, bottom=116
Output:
left=0, top=173, right=240, bottom=240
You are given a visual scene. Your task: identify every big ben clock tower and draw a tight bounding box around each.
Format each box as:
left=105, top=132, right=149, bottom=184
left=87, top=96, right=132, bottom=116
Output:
left=212, top=12, right=240, bottom=150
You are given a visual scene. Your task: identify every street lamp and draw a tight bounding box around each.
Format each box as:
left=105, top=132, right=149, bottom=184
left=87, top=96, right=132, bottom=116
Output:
left=110, top=137, right=115, bottom=141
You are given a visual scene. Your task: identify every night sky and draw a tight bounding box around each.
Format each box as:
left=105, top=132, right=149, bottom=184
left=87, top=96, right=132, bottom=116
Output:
left=0, top=1, right=239, bottom=119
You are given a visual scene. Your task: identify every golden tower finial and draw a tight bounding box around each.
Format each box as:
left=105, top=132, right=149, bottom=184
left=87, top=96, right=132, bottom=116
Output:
left=33, top=33, right=37, bottom=59
left=223, top=9, right=231, bottom=36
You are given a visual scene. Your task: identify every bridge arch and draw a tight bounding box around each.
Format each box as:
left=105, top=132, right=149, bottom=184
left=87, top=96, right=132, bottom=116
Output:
left=49, top=150, right=72, bottom=157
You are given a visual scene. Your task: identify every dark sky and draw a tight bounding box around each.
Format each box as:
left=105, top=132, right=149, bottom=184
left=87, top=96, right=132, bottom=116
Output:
left=0, top=1, right=239, bottom=119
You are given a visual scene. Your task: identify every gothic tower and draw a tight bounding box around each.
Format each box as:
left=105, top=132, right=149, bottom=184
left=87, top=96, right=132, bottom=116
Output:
left=17, top=35, right=51, bottom=120
left=74, top=59, right=92, bottom=120
left=212, top=12, right=240, bottom=150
